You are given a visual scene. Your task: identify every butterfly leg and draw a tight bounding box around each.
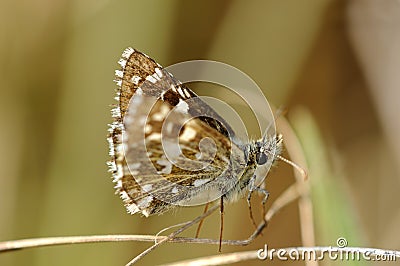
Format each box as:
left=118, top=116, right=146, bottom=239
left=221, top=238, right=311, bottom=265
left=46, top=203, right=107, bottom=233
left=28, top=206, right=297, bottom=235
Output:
left=247, top=175, right=270, bottom=229
left=253, top=186, right=269, bottom=219
left=247, top=190, right=258, bottom=230
left=195, top=202, right=209, bottom=238
left=219, top=196, right=224, bottom=252
left=247, top=175, right=258, bottom=229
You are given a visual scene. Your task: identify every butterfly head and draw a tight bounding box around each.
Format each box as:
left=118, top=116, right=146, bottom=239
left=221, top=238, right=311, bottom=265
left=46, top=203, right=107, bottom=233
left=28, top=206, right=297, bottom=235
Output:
left=244, top=134, right=283, bottom=166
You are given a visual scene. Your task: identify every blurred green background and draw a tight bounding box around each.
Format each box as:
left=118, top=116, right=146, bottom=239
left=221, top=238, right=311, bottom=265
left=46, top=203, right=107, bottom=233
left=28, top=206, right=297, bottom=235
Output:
left=1, top=0, right=399, bottom=265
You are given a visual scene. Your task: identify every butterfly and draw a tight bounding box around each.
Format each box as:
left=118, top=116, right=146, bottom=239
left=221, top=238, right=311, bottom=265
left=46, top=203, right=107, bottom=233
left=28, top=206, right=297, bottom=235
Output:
left=107, top=47, right=286, bottom=249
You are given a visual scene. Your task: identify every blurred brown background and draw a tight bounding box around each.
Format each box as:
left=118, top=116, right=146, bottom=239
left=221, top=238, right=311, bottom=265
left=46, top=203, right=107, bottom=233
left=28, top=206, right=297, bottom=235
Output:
left=1, top=0, right=399, bottom=265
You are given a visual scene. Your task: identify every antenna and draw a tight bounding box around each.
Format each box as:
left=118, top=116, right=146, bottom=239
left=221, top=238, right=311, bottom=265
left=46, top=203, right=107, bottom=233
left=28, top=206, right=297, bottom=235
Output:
left=276, top=154, right=308, bottom=180
left=261, top=106, right=288, bottom=142
left=262, top=106, right=307, bottom=180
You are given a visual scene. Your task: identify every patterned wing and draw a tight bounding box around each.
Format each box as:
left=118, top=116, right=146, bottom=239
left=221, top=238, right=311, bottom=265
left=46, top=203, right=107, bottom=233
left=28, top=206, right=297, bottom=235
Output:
left=108, top=48, right=245, bottom=216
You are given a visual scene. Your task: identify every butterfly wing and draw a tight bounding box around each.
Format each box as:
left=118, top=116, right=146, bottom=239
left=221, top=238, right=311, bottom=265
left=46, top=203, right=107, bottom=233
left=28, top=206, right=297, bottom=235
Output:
left=108, top=48, right=245, bottom=216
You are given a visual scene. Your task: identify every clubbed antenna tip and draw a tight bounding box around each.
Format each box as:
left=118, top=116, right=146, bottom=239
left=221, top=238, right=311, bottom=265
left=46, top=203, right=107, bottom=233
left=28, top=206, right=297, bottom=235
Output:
left=277, top=154, right=308, bottom=180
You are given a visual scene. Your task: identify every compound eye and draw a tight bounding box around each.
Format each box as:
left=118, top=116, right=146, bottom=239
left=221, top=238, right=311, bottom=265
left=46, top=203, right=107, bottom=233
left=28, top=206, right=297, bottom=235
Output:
left=256, top=152, right=268, bottom=165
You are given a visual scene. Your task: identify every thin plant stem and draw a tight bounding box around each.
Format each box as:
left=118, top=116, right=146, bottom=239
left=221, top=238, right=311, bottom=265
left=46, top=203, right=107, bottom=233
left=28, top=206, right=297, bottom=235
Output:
left=0, top=181, right=304, bottom=264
